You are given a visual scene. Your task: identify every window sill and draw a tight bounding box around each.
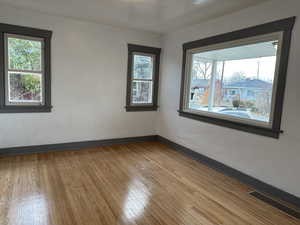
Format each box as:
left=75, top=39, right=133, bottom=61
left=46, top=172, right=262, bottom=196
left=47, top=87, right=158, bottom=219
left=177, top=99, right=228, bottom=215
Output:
left=125, top=105, right=158, bottom=112
left=178, top=110, right=281, bottom=138
left=0, top=105, right=52, bottom=113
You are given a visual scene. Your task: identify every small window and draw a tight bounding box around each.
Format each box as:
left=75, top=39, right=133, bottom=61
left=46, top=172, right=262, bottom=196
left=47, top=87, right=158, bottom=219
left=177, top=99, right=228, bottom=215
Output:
left=0, top=23, right=52, bottom=113
left=126, top=44, right=161, bottom=112
left=179, top=17, right=296, bottom=138
left=132, top=54, right=154, bottom=104
left=6, top=35, right=44, bottom=105
left=230, top=90, right=237, bottom=96
left=247, top=90, right=255, bottom=97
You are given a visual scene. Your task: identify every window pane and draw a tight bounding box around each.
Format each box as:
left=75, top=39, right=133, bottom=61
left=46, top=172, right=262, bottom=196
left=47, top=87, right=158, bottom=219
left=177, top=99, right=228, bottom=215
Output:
left=8, top=37, right=42, bottom=71
left=133, top=54, right=153, bottom=79
left=8, top=72, right=42, bottom=103
left=188, top=40, right=278, bottom=123
left=189, top=56, right=212, bottom=109
left=132, top=80, right=153, bottom=104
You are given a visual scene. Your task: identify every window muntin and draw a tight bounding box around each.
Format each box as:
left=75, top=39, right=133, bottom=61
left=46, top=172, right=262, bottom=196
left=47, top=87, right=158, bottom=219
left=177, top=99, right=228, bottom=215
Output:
left=5, top=34, right=44, bottom=106
left=183, top=32, right=282, bottom=128
left=131, top=53, right=154, bottom=105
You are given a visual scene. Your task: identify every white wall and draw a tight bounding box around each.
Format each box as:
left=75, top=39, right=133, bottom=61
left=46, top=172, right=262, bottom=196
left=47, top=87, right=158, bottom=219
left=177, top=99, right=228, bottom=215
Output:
left=0, top=4, right=161, bottom=148
left=157, top=0, right=300, bottom=197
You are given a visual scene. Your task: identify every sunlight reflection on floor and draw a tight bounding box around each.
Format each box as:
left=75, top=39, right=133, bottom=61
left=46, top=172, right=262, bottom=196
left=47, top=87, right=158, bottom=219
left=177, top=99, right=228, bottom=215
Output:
left=122, top=178, right=151, bottom=222
left=8, top=193, right=48, bottom=225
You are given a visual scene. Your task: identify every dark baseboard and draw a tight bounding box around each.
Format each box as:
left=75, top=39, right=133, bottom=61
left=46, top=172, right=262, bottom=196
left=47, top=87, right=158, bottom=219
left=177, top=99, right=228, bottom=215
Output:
left=0, top=135, right=158, bottom=156
left=250, top=191, right=300, bottom=219
left=157, top=135, right=300, bottom=209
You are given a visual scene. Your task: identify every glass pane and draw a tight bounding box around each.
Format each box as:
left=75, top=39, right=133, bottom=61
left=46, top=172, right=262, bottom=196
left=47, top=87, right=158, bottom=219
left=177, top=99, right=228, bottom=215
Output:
left=8, top=72, right=42, bottom=103
left=8, top=36, right=42, bottom=71
left=132, top=80, right=153, bottom=104
left=188, top=39, right=279, bottom=123
left=133, top=54, right=153, bottom=79
left=189, top=56, right=212, bottom=109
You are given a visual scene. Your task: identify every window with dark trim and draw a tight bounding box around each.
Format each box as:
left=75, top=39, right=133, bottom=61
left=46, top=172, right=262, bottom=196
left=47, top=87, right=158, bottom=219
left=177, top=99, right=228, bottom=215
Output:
left=126, top=44, right=161, bottom=112
left=179, top=17, right=296, bottom=138
left=0, top=23, right=52, bottom=113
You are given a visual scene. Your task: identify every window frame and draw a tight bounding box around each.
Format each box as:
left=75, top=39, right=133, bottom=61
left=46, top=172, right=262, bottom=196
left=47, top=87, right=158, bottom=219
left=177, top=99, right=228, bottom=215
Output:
left=126, top=44, right=161, bottom=112
left=178, top=17, right=296, bottom=138
left=183, top=32, right=283, bottom=129
left=0, top=23, right=52, bottom=113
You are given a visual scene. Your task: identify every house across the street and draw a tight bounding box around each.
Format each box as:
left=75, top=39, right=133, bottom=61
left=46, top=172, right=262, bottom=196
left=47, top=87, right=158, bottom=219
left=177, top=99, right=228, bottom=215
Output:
left=191, top=78, right=273, bottom=107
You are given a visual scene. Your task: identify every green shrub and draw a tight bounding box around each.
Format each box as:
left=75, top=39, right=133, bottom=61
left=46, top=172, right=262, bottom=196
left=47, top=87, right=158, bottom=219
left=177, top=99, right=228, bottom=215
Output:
left=232, top=99, right=240, bottom=108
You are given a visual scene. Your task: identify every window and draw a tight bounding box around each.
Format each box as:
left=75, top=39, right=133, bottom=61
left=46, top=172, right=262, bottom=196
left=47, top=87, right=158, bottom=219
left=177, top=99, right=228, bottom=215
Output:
left=0, top=23, right=52, bottom=113
left=132, top=54, right=154, bottom=104
left=126, top=44, right=161, bottom=111
left=179, top=17, right=296, bottom=138
left=230, top=90, right=237, bottom=96
left=247, top=90, right=255, bottom=97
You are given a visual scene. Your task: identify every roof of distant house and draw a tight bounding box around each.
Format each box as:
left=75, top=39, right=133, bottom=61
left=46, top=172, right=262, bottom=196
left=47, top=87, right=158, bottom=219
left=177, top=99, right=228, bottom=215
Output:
left=191, top=78, right=272, bottom=89
left=225, top=79, right=273, bottom=89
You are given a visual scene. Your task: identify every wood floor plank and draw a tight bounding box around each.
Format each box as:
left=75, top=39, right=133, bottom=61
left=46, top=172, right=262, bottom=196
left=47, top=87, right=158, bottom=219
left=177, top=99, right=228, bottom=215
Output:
left=0, top=142, right=299, bottom=225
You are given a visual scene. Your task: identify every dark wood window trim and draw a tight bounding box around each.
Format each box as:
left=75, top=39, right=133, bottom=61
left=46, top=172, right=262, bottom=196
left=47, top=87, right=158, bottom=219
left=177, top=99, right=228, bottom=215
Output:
left=126, top=44, right=161, bottom=112
left=179, top=17, right=296, bottom=138
left=0, top=23, right=52, bottom=113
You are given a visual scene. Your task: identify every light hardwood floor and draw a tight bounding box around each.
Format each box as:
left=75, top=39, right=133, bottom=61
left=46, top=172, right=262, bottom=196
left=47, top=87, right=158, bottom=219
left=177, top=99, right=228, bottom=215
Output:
left=0, top=142, right=299, bottom=225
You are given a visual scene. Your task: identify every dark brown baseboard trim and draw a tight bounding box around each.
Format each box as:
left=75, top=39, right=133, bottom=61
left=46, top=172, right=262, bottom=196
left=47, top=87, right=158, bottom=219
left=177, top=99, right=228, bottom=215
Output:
left=0, top=135, right=157, bottom=156
left=157, top=135, right=300, bottom=209
left=250, top=191, right=300, bottom=219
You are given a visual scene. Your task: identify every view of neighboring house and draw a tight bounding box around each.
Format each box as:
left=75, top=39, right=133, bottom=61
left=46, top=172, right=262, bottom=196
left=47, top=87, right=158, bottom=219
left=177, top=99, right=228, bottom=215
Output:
left=223, top=78, right=273, bottom=104
left=190, top=78, right=273, bottom=116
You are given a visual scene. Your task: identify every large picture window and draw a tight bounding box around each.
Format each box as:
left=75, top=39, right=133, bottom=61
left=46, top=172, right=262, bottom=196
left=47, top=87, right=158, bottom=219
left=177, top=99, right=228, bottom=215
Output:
left=126, top=44, right=161, bottom=112
left=179, top=17, right=295, bottom=138
left=0, top=23, right=52, bottom=113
